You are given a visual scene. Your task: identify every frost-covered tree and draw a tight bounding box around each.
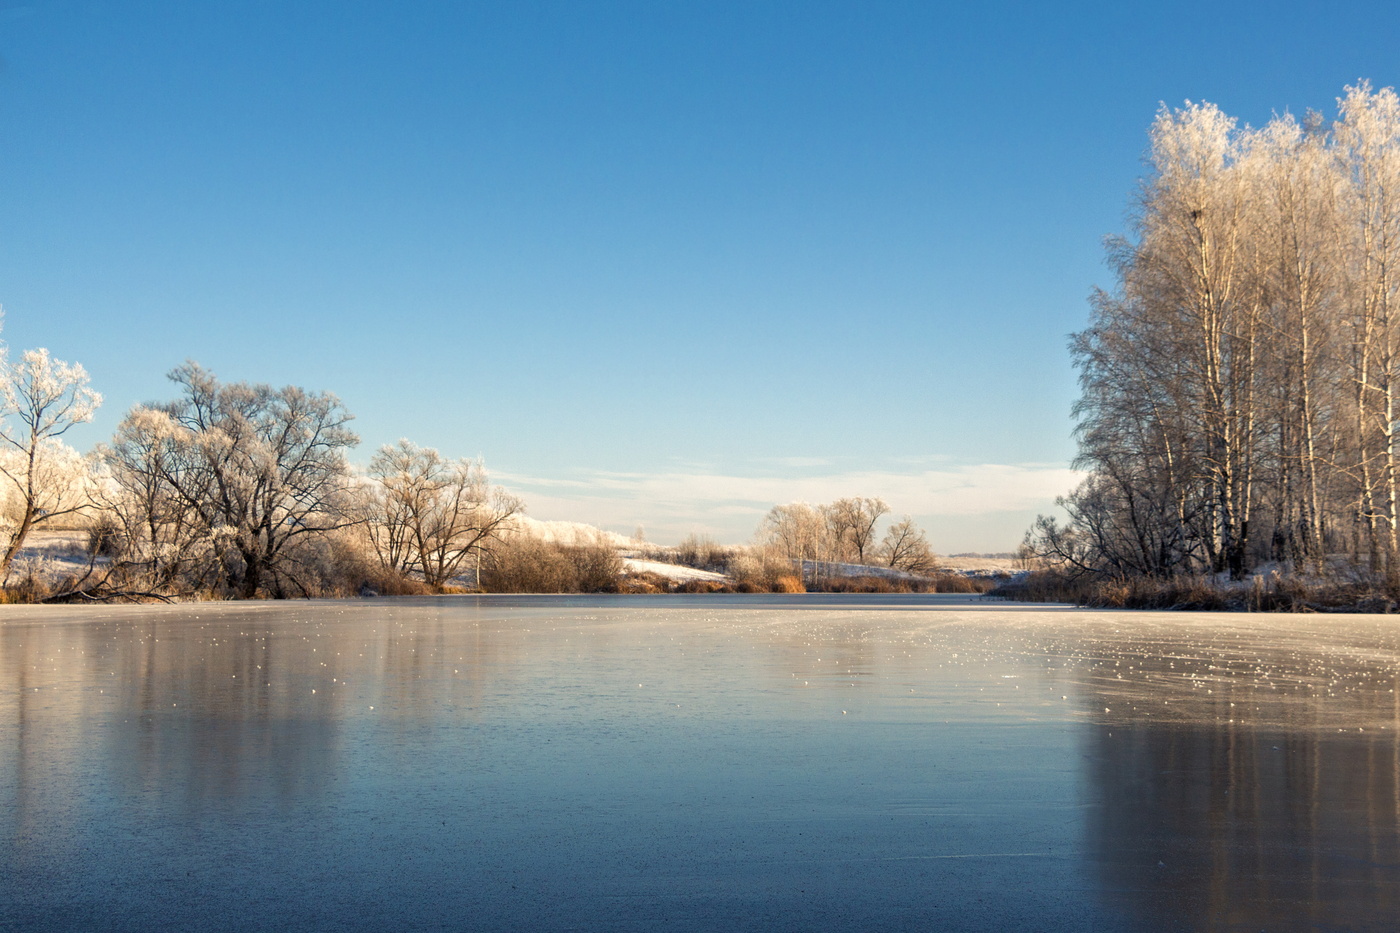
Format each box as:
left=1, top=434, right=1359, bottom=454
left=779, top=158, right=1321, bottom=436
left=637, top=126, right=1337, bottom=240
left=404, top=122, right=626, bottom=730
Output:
left=0, top=348, right=102, bottom=576
left=758, top=499, right=919, bottom=582
left=1031, top=81, right=1400, bottom=581
left=1334, top=81, right=1400, bottom=569
left=758, top=502, right=831, bottom=566
left=99, top=407, right=219, bottom=592
left=105, top=362, right=358, bottom=597
left=364, top=439, right=522, bottom=588
left=1245, top=110, right=1340, bottom=565
left=824, top=497, right=889, bottom=564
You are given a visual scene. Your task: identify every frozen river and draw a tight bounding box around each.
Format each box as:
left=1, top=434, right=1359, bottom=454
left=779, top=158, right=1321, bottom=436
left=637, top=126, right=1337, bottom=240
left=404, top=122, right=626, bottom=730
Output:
left=3, top=594, right=1400, bottom=931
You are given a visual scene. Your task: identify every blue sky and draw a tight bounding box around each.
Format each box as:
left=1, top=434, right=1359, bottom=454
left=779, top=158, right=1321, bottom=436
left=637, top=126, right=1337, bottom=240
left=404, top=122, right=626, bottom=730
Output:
left=1, top=1, right=1396, bottom=549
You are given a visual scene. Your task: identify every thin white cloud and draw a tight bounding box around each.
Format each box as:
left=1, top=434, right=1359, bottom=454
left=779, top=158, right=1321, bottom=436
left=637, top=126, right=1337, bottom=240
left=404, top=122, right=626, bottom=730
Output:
left=496, top=462, right=1084, bottom=549
left=755, top=456, right=838, bottom=469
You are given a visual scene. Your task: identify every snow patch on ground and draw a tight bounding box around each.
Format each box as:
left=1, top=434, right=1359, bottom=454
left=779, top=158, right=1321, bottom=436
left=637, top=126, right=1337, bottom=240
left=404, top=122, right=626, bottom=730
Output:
left=5, top=529, right=100, bottom=584
left=940, top=556, right=1018, bottom=574
left=621, top=558, right=728, bottom=583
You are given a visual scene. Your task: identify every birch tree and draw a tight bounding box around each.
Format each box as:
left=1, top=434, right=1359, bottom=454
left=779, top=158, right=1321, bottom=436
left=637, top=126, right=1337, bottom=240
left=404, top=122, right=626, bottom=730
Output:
left=1136, top=101, right=1262, bottom=577
left=1031, top=86, right=1400, bottom=580
left=1335, top=82, right=1400, bottom=571
left=1245, top=111, right=1340, bottom=565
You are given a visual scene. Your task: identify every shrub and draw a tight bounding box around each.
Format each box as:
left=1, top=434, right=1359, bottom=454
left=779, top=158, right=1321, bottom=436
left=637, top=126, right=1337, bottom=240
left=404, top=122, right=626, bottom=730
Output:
left=566, top=534, right=624, bottom=592
left=771, top=574, right=805, bottom=593
left=674, top=534, right=734, bottom=573
left=988, top=569, right=1400, bottom=612
left=929, top=572, right=997, bottom=594
left=480, top=531, right=623, bottom=593
left=729, top=546, right=793, bottom=591
left=86, top=516, right=126, bottom=558
left=278, top=531, right=432, bottom=597
left=481, top=535, right=576, bottom=592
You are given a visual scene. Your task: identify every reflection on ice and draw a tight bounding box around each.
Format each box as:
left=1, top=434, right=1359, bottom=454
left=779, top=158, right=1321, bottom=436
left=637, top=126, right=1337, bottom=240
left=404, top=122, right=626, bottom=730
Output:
left=1052, top=616, right=1400, bottom=930
left=1088, top=719, right=1400, bottom=930
left=2, top=597, right=1400, bottom=931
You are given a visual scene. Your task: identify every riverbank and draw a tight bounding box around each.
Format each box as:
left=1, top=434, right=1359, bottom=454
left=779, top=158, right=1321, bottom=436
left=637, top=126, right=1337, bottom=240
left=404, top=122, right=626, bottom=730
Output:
left=990, top=569, right=1400, bottom=613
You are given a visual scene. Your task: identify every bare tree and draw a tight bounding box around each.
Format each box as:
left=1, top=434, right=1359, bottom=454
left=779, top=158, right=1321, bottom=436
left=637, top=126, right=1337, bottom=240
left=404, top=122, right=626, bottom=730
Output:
left=758, top=502, right=830, bottom=581
left=1334, top=82, right=1400, bottom=572
left=100, top=407, right=219, bottom=592
left=879, top=516, right=937, bottom=575
left=675, top=532, right=731, bottom=572
left=365, top=439, right=522, bottom=588
left=1246, top=111, right=1340, bottom=567
left=105, top=362, right=358, bottom=598
left=824, top=497, right=889, bottom=564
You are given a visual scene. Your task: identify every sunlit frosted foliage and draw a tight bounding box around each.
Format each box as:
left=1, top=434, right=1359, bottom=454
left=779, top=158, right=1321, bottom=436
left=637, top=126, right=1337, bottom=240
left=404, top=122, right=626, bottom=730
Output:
left=362, top=439, right=523, bottom=587
left=0, top=341, right=104, bottom=577
left=1031, top=82, right=1400, bottom=581
left=104, top=362, right=358, bottom=598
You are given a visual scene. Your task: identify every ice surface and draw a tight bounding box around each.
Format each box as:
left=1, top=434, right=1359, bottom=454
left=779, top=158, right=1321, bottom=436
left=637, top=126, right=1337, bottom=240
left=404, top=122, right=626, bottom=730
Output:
left=3, top=596, right=1399, bottom=931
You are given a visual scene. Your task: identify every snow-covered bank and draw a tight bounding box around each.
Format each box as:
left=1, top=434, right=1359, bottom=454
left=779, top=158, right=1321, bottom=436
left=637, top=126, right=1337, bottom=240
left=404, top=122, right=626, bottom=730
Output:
left=621, top=558, right=727, bottom=584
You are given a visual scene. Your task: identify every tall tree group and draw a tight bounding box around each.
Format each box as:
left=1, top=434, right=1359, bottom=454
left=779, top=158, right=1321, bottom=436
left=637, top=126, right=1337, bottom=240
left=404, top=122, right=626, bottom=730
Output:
left=1036, top=82, right=1400, bottom=580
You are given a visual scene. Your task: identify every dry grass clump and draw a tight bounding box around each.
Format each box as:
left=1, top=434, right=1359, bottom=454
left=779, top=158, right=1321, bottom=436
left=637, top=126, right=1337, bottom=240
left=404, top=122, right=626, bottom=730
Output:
left=771, top=574, right=805, bottom=593
left=618, top=572, right=671, bottom=594
left=800, top=572, right=996, bottom=594
left=0, top=569, right=53, bottom=603
left=928, top=572, right=999, bottom=594
left=816, top=576, right=910, bottom=593
left=675, top=578, right=730, bottom=594
left=481, top=531, right=623, bottom=593
left=990, top=570, right=1400, bottom=612
left=727, top=548, right=797, bottom=591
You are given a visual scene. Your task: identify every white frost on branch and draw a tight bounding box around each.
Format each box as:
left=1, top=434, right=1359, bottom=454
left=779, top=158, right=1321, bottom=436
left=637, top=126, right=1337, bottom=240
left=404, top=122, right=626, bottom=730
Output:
left=0, top=339, right=104, bottom=577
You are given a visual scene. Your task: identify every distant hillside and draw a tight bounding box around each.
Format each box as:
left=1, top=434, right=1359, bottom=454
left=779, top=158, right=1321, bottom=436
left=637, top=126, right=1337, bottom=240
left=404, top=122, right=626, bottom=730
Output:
left=513, top=516, right=635, bottom=547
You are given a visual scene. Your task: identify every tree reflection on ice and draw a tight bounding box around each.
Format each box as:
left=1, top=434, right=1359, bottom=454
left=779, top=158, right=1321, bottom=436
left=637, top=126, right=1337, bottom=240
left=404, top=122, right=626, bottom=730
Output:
left=1068, top=622, right=1400, bottom=931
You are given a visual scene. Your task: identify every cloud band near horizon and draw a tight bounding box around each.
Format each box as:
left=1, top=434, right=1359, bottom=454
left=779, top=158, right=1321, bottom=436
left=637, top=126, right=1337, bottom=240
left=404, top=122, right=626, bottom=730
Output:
left=496, top=461, right=1083, bottom=551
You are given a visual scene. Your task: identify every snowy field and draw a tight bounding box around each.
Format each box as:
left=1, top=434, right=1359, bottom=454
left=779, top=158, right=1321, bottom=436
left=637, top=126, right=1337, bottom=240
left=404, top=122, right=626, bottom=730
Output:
left=2, top=528, right=97, bottom=583
left=939, top=554, right=1018, bottom=574
left=620, top=557, right=728, bottom=583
